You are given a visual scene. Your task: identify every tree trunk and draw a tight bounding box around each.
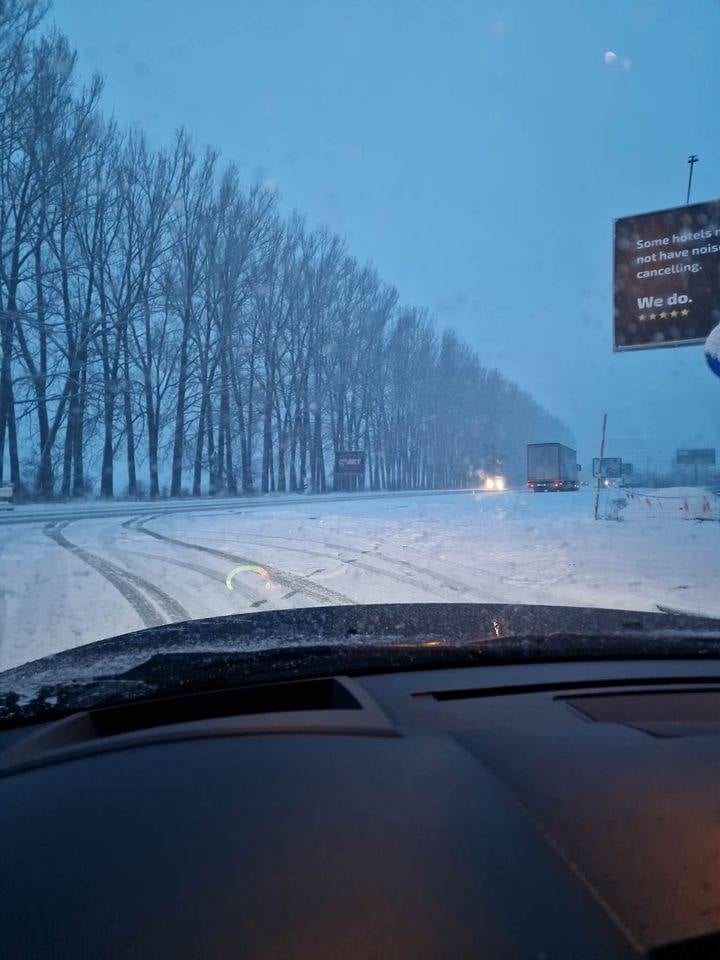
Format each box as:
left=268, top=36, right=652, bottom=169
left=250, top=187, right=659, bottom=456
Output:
left=60, top=384, right=75, bottom=496
left=99, top=286, right=116, bottom=498
left=260, top=366, right=274, bottom=495
left=289, top=411, right=299, bottom=493
left=193, top=392, right=207, bottom=497
left=299, top=405, right=309, bottom=493
left=237, top=402, right=251, bottom=493
left=101, top=397, right=114, bottom=498
left=217, top=351, right=229, bottom=492
left=35, top=394, right=52, bottom=496
left=207, top=397, right=217, bottom=496
left=33, top=243, right=53, bottom=495
left=72, top=356, right=87, bottom=496
left=5, top=393, right=20, bottom=491
left=0, top=311, right=21, bottom=490
left=123, top=325, right=137, bottom=496
left=225, top=419, right=237, bottom=494
left=276, top=405, right=286, bottom=493
left=170, top=308, right=191, bottom=497
left=147, top=389, right=159, bottom=499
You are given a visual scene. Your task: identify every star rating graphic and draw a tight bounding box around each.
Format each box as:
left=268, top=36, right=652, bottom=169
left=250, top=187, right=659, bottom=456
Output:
left=637, top=307, right=690, bottom=321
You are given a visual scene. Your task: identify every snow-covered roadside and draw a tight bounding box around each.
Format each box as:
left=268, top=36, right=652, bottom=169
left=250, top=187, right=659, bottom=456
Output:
left=1, top=487, right=718, bottom=671
left=0, top=485, right=472, bottom=525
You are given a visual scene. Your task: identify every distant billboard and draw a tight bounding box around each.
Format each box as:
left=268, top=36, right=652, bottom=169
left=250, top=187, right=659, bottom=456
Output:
left=334, top=451, right=365, bottom=475
left=614, top=199, right=720, bottom=350
left=676, top=448, right=716, bottom=466
left=621, top=462, right=633, bottom=477
left=593, top=457, right=623, bottom=478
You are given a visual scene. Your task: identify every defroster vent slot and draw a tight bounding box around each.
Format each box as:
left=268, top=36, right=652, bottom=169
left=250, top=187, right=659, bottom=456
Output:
left=0, top=677, right=394, bottom=776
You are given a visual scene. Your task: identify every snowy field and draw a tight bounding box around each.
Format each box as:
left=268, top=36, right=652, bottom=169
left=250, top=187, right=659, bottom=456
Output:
left=1, top=486, right=719, bottom=671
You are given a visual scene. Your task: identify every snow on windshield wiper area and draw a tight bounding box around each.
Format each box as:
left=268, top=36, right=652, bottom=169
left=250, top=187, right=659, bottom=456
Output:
left=2, top=603, right=720, bottom=727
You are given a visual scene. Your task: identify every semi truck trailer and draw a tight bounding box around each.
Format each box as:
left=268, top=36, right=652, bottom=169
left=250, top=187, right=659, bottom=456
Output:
left=527, top=443, right=580, bottom=492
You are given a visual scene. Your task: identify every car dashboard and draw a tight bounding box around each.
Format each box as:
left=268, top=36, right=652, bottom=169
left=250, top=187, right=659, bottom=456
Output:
left=3, top=654, right=720, bottom=958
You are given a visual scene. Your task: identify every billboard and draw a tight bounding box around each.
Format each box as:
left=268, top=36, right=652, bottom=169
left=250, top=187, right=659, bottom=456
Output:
left=592, top=457, right=623, bottom=478
left=334, top=451, right=365, bottom=475
left=614, top=199, right=720, bottom=350
left=676, top=448, right=716, bottom=465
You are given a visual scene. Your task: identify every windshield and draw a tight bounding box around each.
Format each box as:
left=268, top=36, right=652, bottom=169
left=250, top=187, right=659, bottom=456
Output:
left=1, top=0, right=720, bottom=676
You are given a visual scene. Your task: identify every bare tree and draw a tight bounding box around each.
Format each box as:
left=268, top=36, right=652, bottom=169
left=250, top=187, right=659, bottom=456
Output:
left=167, top=135, right=216, bottom=497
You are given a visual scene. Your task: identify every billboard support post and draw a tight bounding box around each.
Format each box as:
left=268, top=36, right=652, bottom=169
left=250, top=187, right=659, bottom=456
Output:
left=594, top=413, right=608, bottom=521
left=686, top=154, right=698, bottom=205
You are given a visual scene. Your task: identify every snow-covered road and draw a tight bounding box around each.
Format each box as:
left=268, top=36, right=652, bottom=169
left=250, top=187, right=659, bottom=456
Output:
left=1, top=487, right=719, bottom=671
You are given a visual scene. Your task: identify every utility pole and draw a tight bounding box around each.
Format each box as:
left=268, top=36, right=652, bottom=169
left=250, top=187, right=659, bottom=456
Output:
left=686, top=154, right=698, bottom=205
left=594, top=413, right=608, bottom=520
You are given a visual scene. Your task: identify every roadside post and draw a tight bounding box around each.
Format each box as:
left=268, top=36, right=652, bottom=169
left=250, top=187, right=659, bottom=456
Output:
left=594, top=414, right=608, bottom=521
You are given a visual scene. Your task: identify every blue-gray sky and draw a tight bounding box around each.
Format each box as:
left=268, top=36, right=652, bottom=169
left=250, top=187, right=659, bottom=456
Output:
left=52, top=0, right=720, bottom=467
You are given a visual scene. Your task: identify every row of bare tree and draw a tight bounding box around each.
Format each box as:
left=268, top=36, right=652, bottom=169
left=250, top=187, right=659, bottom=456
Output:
left=0, top=1, right=570, bottom=499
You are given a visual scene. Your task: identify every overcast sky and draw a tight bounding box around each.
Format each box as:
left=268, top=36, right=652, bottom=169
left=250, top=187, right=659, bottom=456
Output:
left=52, top=0, right=720, bottom=467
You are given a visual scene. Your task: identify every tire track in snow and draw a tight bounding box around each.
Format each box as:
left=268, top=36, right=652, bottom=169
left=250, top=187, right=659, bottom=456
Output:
left=128, top=516, right=355, bottom=606
left=44, top=520, right=190, bottom=626
left=235, top=533, right=467, bottom=601
left=115, top=539, right=269, bottom=610
left=235, top=531, right=504, bottom=603
left=120, top=516, right=267, bottom=607
left=128, top=516, right=469, bottom=602
left=308, top=527, right=568, bottom=597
